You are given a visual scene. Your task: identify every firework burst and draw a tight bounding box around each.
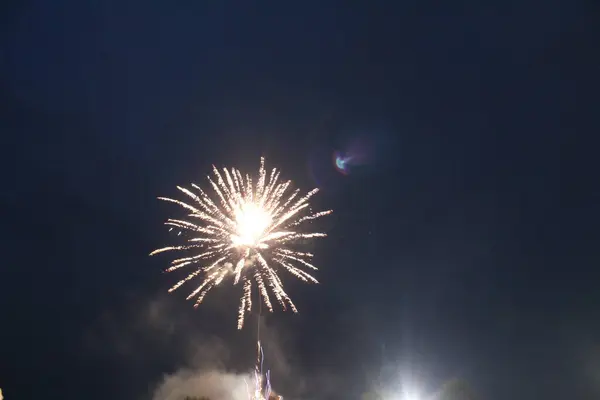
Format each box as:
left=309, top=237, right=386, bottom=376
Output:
left=151, top=158, right=331, bottom=329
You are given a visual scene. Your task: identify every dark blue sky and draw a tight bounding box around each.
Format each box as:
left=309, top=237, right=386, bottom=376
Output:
left=1, top=1, right=598, bottom=399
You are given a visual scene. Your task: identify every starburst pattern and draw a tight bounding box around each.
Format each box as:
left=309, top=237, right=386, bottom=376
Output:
left=151, top=158, right=331, bottom=329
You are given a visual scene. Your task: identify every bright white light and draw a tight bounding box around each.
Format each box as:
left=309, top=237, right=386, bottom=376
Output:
left=402, top=394, right=421, bottom=400
left=383, top=385, right=423, bottom=400
left=231, top=203, right=272, bottom=247
left=402, top=388, right=423, bottom=400
left=386, top=394, right=420, bottom=400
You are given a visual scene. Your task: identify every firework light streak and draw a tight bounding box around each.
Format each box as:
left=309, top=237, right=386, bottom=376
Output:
left=244, top=341, right=281, bottom=400
left=151, top=158, right=332, bottom=329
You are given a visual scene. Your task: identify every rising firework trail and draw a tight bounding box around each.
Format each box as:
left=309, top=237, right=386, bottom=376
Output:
left=151, top=158, right=332, bottom=329
left=246, top=341, right=282, bottom=400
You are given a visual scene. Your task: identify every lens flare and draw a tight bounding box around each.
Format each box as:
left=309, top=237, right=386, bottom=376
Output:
left=333, top=151, right=351, bottom=175
left=151, top=158, right=332, bottom=329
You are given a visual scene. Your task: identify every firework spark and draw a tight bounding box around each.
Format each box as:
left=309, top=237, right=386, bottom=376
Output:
left=151, top=158, right=331, bottom=329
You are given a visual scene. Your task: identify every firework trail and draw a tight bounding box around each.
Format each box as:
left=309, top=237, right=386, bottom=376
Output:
left=245, top=341, right=281, bottom=400
left=151, top=158, right=332, bottom=329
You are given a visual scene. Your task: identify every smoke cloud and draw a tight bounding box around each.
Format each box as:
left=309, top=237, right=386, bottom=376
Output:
left=152, top=369, right=252, bottom=400
left=87, top=291, right=311, bottom=399
left=140, top=295, right=290, bottom=399
left=151, top=317, right=289, bottom=400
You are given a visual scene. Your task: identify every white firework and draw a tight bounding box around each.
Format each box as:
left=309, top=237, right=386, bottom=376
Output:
left=151, top=157, right=332, bottom=329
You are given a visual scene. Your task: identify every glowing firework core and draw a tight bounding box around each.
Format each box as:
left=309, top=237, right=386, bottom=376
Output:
left=232, top=203, right=272, bottom=248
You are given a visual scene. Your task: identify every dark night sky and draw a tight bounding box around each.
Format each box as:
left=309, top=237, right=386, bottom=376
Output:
left=1, top=1, right=599, bottom=399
